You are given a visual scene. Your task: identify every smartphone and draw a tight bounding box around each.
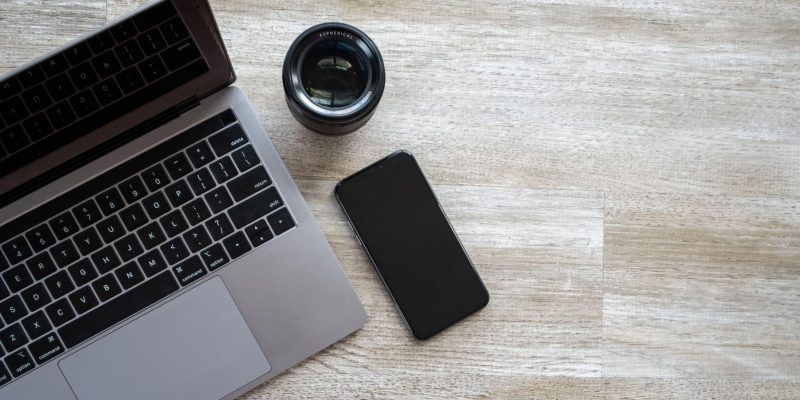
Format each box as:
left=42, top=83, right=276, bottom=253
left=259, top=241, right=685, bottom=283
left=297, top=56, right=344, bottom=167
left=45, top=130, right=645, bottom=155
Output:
left=335, top=150, right=489, bottom=340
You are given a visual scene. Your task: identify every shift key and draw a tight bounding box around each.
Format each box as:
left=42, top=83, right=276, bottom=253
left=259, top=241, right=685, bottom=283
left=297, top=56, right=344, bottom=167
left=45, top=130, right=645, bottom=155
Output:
left=228, top=187, right=283, bottom=229
left=227, top=166, right=272, bottom=201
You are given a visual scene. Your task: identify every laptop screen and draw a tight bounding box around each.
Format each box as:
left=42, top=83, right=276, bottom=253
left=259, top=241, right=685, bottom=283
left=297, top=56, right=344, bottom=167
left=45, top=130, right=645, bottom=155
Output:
left=0, top=0, right=234, bottom=205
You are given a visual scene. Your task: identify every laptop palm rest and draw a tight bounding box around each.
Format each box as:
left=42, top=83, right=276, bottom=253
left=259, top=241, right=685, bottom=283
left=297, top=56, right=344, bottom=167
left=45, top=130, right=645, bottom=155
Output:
left=58, top=277, right=271, bottom=400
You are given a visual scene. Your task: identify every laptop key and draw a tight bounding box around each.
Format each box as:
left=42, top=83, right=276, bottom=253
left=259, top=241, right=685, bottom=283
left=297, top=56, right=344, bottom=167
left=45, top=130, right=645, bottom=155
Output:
left=50, top=212, right=79, bottom=240
left=59, top=271, right=179, bottom=349
left=142, top=191, right=170, bottom=220
left=205, top=214, right=234, bottom=241
left=25, top=223, right=56, bottom=253
left=5, top=348, right=34, bottom=377
left=210, top=156, right=238, bottom=184
left=0, top=97, right=28, bottom=125
left=67, top=259, right=98, bottom=287
left=172, top=255, right=206, bottom=286
left=110, top=19, right=138, bottom=43
left=28, top=332, right=64, bottom=365
left=69, top=62, right=99, bottom=91
left=42, top=53, right=69, bottom=77
left=120, top=203, right=148, bottom=231
left=96, top=187, right=126, bottom=216
left=164, top=152, right=193, bottom=180
left=200, top=243, right=229, bottom=271
left=2, top=236, right=33, bottom=265
left=0, top=324, right=29, bottom=354
left=160, top=238, right=189, bottom=265
left=140, top=56, right=168, bottom=83
left=69, top=286, right=99, bottom=315
left=18, top=66, right=44, bottom=88
left=0, top=77, right=22, bottom=100
left=96, top=215, right=125, bottom=243
left=65, top=42, right=91, bottom=66
left=231, top=145, right=260, bottom=172
left=21, top=85, right=52, bottom=113
left=88, top=31, right=115, bottom=54
left=115, top=40, right=144, bottom=67
left=50, top=239, right=80, bottom=268
left=268, top=208, right=296, bottom=236
left=118, top=175, right=148, bottom=203
left=45, top=101, right=77, bottom=129
left=21, top=283, right=51, bottom=312
left=182, top=198, right=211, bottom=226
left=222, top=232, right=251, bottom=260
left=114, top=234, right=143, bottom=262
left=228, top=187, right=284, bottom=229
left=186, top=168, right=215, bottom=196
left=159, top=17, right=189, bottom=45
left=204, top=187, right=233, bottom=214
left=116, top=66, right=145, bottom=94
left=92, top=274, right=122, bottom=302
left=0, top=296, right=28, bottom=324
left=138, top=29, right=167, bottom=55
left=0, top=125, right=29, bottom=153
left=186, top=141, right=214, bottom=168
left=137, top=249, right=167, bottom=277
left=74, top=227, right=102, bottom=256
left=69, top=90, right=100, bottom=118
left=245, top=219, right=273, bottom=247
left=164, top=179, right=192, bottom=207
left=73, top=199, right=102, bottom=228
left=162, top=39, right=201, bottom=71
left=91, top=246, right=121, bottom=275
left=92, top=78, right=123, bottom=106
left=44, top=270, right=75, bottom=299
left=160, top=210, right=189, bottom=237
left=137, top=222, right=166, bottom=250
left=45, top=73, right=76, bottom=102
left=45, top=299, right=75, bottom=327
left=209, top=124, right=248, bottom=156
left=25, top=252, right=57, bottom=281
left=21, top=311, right=52, bottom=340
left=183, top=226, right=211, bottom=253
left=3, top=265, right=33, bottom=293
left=141, top=164, right=170, bottom=191
left=115, top=262, right=144, bottom=290
left=22, top=113, right=54, bottom=141
left=92, top=50, right=122, bottom=79
left=227, top=166, right=271, bottom=202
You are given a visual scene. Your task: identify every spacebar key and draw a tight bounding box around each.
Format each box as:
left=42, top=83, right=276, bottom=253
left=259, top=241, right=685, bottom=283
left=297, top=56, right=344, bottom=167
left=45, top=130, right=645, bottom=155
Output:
left=58, top=272, right=179, bottom=348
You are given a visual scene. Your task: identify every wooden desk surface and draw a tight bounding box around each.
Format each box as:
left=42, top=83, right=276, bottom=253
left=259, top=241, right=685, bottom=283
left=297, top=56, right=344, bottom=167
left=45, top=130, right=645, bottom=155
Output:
left=2, top=1, right=798, bottom=398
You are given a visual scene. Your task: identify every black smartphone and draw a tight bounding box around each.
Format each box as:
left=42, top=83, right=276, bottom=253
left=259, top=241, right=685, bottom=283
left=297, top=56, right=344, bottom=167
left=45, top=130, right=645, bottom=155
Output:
left=335, top=150, right=489, bottom=340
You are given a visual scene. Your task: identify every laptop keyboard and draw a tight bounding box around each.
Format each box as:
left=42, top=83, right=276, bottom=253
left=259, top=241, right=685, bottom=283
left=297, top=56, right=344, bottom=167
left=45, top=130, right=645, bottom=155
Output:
left=0, top=109, right=296, bottom=384
left=0, top=0, right=209, bottom=177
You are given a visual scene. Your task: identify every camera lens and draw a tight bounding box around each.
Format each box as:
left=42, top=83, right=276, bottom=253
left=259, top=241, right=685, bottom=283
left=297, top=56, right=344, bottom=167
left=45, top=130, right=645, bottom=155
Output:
left=283, top=23, right=385, bottom=135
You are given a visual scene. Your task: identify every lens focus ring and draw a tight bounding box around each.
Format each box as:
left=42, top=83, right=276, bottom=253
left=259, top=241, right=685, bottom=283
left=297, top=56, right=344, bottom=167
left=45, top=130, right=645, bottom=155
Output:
left=283, top=23, right=385, bottom=135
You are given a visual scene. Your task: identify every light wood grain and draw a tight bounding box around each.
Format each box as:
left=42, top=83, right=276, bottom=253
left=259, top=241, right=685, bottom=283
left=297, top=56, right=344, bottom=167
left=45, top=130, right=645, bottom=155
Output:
left=2, top=0, right=800, bottom=398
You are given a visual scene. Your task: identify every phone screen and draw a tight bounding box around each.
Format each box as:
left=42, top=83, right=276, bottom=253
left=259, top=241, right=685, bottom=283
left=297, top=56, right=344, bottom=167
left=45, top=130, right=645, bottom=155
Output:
left=335, top=151, right=488, bottom=339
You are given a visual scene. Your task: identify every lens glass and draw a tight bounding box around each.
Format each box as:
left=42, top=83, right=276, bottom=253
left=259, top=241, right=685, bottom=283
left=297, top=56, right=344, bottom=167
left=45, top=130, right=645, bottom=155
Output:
left=300, top=39, right=368, bottom=108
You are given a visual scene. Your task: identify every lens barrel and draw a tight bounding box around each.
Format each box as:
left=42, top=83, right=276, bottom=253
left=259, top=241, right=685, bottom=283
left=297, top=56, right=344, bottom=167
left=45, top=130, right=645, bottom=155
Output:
left=283, top=23, right=385, bottom=135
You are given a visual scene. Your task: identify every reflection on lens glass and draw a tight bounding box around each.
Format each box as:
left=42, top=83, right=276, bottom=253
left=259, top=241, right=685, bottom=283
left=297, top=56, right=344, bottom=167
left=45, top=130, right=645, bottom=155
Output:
left=301, top=40, right=367, bottom=108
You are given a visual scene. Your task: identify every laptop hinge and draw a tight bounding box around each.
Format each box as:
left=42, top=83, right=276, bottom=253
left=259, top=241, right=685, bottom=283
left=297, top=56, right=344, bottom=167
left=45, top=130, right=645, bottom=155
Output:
left=0, top=95, right=202, bottom=208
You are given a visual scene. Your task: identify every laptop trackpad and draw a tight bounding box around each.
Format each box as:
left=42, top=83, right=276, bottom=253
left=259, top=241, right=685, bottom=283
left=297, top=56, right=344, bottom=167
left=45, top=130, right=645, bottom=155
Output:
left=59, top=277, right=271, bottom=400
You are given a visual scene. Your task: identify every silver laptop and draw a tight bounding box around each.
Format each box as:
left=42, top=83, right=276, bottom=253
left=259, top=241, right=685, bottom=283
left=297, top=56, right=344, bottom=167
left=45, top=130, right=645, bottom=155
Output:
left=0, top=1, right=366, bottom=398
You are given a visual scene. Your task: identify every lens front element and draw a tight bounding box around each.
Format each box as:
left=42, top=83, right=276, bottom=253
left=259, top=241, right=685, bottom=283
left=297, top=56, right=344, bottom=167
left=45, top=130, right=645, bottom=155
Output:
left=301, top=40, right=368, bottom=108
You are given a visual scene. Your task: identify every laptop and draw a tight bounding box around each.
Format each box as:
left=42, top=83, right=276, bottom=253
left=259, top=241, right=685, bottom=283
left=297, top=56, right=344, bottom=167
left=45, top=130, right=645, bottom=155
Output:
left=0, top=1, right=366, bottom=398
